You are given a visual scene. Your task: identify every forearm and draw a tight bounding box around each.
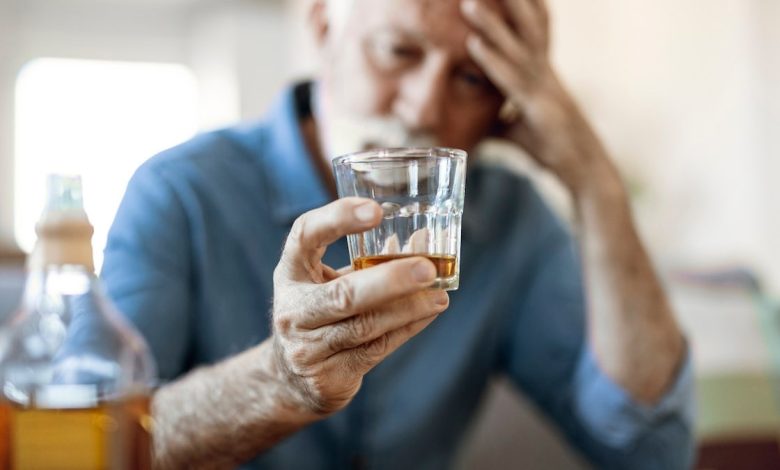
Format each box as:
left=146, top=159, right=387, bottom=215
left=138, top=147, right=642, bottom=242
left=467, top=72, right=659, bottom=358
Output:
left=461, top=0, right=686, bottom=407
left=575, top=158, right=685, bottom=403
left=151, top=339, right=316, bottom=469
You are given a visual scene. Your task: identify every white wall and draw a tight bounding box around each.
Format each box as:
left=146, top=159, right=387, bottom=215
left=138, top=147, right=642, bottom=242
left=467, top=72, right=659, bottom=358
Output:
left=756, top=0, right=780, bottom=295
left=0, top=0, right=189, bottom=250
left=188, top=0, right=293, bottom=128
left=0, top=0, right=18, bottom=248
left=551, top=0, right=778, bottom=294
left=0, top=0, right=293, bottom=253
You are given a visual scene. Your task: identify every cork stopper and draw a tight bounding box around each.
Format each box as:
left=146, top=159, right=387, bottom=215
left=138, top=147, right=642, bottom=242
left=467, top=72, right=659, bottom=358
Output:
left=28, top=175, right=95, bottom=272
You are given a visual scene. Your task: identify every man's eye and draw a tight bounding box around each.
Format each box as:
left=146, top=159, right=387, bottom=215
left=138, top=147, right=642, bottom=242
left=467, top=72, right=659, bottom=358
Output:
left=370, top=38, right=422, bottom=70
left=453, top=69, right=498, bottom=100
left=387, top=44, right=420, bottom=59
left=457, top=71, right=490, bottom=89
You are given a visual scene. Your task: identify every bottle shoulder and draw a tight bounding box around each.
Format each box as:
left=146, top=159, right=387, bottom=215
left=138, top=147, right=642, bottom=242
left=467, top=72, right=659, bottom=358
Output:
left=0, top=268, right=157, bottom=405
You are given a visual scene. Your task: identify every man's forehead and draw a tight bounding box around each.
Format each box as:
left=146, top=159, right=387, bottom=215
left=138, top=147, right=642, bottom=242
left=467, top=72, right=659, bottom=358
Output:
left=350, top=0, right=505, bottom=19
left=348, top=0, right=507, bottom=43
left=401, top=0, right=504, bottom=15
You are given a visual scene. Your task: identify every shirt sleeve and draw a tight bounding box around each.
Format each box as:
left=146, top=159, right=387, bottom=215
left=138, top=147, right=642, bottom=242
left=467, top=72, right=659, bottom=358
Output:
left=101, top=160, right=193, bottom=381
left=499, top=191, right=695, bottom=470
left=574, top=344, right=695, bottom=451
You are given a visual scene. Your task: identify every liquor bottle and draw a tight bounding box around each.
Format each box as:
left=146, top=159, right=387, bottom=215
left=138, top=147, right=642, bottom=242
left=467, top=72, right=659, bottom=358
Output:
left=0, top=175, right=157, bottom=469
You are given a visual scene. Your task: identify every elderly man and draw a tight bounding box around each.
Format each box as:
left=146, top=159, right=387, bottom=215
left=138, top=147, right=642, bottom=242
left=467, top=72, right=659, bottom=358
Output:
left=102, top=0, right=693, bottom=468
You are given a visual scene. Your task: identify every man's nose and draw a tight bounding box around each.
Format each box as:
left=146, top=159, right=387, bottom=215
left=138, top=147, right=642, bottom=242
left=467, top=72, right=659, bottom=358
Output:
left=394, top=59, right=448, bottom=133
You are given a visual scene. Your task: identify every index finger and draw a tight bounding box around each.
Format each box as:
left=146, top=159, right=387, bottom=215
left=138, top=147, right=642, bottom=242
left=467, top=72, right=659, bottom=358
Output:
left=279, top=198, right=381, bottom=281
left=503, top=0, right=549, bottom=52
left=462, top=0, right=530, bottom=66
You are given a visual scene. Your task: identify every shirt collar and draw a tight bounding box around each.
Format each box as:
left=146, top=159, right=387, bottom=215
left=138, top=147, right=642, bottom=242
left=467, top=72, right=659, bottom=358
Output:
left=260, top=82, right=330, bottom=224
left=255, top=83, right=494, bottom=244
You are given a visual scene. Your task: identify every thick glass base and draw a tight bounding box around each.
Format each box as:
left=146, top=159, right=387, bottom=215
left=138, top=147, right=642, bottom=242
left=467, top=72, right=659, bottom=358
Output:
left=432, top=276, right=459, bottom=291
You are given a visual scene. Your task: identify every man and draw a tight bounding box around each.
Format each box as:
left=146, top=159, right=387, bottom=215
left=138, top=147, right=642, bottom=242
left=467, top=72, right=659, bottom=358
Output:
left=102, top=0, right=694, bottom=468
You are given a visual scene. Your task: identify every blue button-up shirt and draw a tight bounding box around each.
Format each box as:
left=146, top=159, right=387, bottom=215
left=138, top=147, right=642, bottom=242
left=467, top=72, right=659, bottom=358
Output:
left=102, top=84, right=694, bottom=469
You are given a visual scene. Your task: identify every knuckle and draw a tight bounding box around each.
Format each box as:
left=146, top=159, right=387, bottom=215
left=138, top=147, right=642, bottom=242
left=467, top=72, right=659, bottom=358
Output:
left=347, top=311, right=374, bottom=340
left=349, top=341, right=383, bottom=371
left=326, top=278, right=356, bottom=313
left=285, top=214, right=313, bottom=257
left=289, top=215, right=308, bottom=246
left=365, top=333, right=390, bottom=358
left=324, top=325, right=347, bottom=353
left=350, top=348, right=372, bottom=372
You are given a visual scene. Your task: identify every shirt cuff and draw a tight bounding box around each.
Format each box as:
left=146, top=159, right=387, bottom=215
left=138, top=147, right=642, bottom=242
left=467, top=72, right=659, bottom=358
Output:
left=573, top=345, right=695, bottom=449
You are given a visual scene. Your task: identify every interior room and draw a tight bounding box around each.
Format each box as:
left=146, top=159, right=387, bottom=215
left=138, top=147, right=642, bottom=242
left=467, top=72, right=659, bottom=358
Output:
left=0, top=0, right=778, bottom=468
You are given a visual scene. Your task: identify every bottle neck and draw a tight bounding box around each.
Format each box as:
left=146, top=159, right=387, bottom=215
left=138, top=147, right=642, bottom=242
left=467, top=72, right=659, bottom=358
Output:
left=23, top=212, right=97, bottom=317
left=28, top=214, right=95, bottom=274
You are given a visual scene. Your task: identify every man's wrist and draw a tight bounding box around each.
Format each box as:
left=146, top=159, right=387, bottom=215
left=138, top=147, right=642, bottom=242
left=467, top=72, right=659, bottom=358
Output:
left=150, top=339, right=318, bottom=468
left=246, top=339, right=322, bottom=426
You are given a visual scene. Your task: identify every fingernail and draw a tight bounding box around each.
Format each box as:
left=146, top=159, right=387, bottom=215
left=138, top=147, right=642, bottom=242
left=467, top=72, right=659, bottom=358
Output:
left=413, top=260, right=436, bottom=283
left=432, top=291, right=449, bottom=307
left=462, top=0, right=478, bottom=16
left=354, top=202, right=377, bottom=222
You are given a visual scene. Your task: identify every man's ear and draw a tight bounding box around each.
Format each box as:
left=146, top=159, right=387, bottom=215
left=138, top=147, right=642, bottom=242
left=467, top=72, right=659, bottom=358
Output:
left=309, top=0, right=330, bottom=49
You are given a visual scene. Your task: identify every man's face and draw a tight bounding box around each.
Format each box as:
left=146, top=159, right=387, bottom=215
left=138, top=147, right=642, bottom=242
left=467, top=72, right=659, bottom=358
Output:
left=315, top=0, right=505, bottom=160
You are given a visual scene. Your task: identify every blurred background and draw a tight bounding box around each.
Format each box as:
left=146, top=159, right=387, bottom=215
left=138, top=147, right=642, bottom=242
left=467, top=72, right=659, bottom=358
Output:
left=0, top=0, right=778, bottom=467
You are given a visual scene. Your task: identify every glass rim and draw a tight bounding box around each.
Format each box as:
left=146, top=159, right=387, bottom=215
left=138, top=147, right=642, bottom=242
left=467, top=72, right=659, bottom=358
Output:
left=332, top=147, right=467, bottom=167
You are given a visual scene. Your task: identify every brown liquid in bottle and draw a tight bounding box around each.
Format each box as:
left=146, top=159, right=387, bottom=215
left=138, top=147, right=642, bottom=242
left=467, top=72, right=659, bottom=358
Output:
left=353, top=254, right=457, bottom=278
left=0, top=395, right=153, bottom=470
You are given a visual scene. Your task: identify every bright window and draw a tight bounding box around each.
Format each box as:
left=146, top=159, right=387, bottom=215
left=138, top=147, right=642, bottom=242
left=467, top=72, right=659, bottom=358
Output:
left=15, top=58, right=199, bottom=270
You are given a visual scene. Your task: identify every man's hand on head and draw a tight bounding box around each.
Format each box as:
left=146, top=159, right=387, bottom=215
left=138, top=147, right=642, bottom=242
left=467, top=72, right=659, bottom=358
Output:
left=462, top=0, right=618, bottom=196
left=271, top=197, right=449, bottom=417
left=462, top=0, right=685, bottom=405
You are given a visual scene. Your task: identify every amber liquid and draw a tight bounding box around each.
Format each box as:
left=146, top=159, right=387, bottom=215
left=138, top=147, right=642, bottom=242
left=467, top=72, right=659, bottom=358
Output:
left=0, top=395, right=152, bottom=470
left=353, top=254, right=457, bottom=278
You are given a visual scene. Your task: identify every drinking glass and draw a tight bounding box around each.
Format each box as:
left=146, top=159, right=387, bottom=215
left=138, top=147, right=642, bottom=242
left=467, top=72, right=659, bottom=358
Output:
left=333, top=147, right=467, bottom=291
